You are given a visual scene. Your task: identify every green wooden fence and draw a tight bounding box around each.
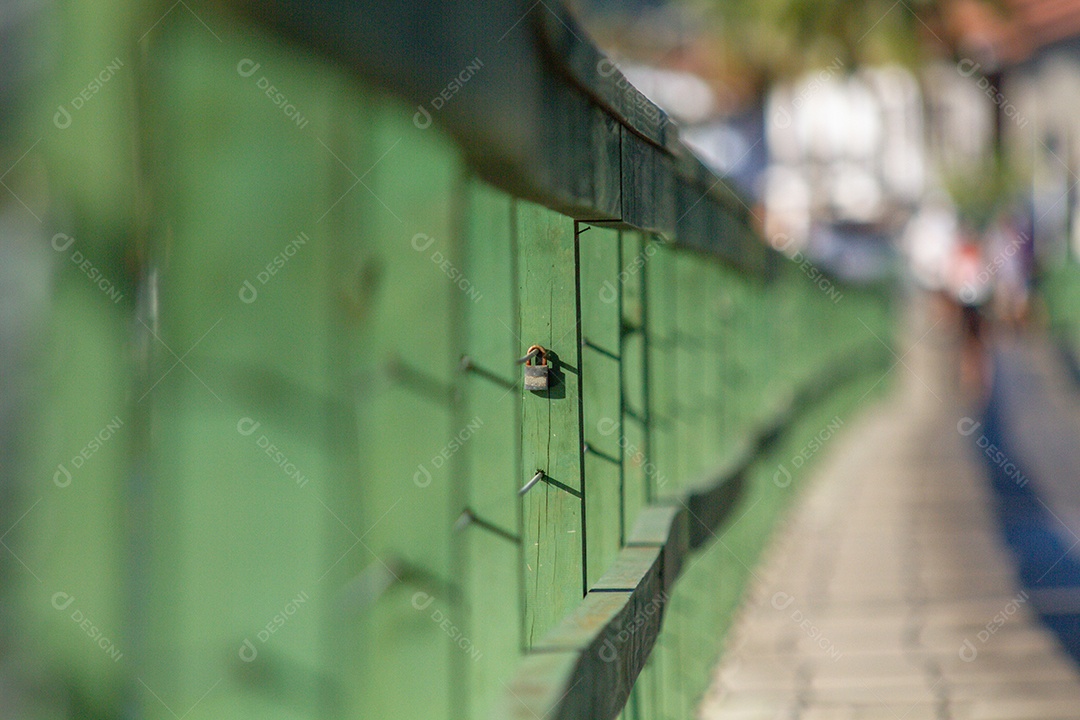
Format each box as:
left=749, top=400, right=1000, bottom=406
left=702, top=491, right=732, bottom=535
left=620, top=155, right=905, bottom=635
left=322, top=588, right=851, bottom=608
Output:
left=6, top=1, right=894, bottom=718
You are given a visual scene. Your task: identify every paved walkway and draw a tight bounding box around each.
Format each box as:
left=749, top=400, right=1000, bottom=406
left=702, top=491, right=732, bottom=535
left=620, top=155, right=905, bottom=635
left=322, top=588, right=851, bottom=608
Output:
left=698, top=307, right=1080, bottom=720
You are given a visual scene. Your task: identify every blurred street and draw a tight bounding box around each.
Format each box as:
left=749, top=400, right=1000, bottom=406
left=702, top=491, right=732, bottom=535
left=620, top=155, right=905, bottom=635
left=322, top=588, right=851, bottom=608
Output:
left=699, top=300, right=1080, bottom=719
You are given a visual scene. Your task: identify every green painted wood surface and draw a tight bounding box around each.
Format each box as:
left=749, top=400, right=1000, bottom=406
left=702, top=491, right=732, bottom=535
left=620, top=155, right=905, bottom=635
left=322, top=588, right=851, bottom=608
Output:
left=647, top=240, right=679, bottom=505
left=579, top=225, right=623, bottom=587
left=144, top=19, right=334, bottom=720
left=620, top=231, right=650, bottom=534
left=517, top=200, right=585, bottom=647
left=460, top=178, right=522, bottom=717
left=674, top=252, right=706, bottom=489
left=12, top=3, right=897, bottom=719
left=342, top=99, right=462, bottom=720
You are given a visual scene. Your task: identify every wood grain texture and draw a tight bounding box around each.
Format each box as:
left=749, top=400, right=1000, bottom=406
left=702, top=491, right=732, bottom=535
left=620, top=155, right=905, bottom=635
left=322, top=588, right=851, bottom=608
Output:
left=517, top=199, right=585, bottom=648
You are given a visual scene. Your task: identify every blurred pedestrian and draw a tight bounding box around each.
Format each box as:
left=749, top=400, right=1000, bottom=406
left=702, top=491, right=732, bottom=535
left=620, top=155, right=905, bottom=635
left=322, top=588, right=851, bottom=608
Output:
left=949, top=227, right=991, bottom=394
left=987, top=210, right=1032, bottom=329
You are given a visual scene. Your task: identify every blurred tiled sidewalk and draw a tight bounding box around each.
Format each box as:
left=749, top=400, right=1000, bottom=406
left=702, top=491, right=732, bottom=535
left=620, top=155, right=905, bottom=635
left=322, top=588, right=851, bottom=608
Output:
left=698, top=309, right=1080, bottom=720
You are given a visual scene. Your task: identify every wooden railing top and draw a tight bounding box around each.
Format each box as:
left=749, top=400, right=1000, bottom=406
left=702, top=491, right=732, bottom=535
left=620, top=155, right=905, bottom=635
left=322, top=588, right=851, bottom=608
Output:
left=221, top=0, right=768, bottom=272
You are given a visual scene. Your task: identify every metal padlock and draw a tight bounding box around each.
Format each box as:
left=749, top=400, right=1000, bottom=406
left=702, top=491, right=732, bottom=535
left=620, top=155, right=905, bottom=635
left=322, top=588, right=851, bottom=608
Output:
left=523, top=345, right=548, bottom=391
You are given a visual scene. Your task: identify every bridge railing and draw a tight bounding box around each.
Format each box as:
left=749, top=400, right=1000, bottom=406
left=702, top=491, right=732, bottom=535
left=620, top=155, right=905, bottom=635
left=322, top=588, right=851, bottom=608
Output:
left=14, top=1, right=894, bottom=718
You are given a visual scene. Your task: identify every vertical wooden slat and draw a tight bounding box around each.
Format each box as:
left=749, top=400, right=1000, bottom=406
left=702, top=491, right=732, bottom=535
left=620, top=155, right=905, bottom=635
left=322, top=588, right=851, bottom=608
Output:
left=140, top=18, right=336, bottom=720
left=517, top=199, right=584, bottom=646
left=346, top=99, right=461, bottom=720
left=578, top=224, right=622, bottom=587
left=460, top=177, right=522, bottom=717
left=621, top=231, right=649, bottom=532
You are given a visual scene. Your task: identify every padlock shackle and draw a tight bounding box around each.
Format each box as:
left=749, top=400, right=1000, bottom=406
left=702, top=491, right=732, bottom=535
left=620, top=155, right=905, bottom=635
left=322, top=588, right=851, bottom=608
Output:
left=519, top=344, right=547, bottom=366
left=524, top=344, right=547, bottom=367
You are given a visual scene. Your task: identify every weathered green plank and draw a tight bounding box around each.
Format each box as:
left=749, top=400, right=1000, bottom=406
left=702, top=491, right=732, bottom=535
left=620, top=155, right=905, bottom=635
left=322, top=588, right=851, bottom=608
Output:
left=496, top=652, right=580, bottom=720
left=342, top=95, right=463, bottom=720
left=700, top=261, right=727, bottom=473
left=530, top=71, right=622, bottom=220
left=620, top=231, right=650, bottom=532
left=517, top=199, right=584, bottom=647
left=625, top=505, right=689, bottom=596
left=579, top=224, right=623, bottom=587
left=674, top=252, right=705, bottom=489
left=25, top=281, right=130, bottom=715
left=509, top=550, right=663, bottom=719
left=589, top=546, right=662, bottom=593
left=647, top=240, right=678, bottom=503
left=22, top=1, right=138, bottom=712
left=460, top=177, right=523, bottom=718
left=619, top=128, right=676, bottom=237
left=141, top=18, right=334, bottom=720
